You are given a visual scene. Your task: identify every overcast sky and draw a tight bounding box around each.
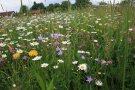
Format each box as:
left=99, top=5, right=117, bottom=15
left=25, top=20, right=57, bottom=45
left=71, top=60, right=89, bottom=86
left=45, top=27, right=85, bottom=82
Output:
left=0, top=0, right=121, bottom=12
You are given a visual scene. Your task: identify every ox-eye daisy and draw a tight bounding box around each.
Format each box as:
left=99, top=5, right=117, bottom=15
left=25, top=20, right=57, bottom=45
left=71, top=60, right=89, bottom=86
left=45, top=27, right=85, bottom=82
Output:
left=78, top=63, right=87, bottom=71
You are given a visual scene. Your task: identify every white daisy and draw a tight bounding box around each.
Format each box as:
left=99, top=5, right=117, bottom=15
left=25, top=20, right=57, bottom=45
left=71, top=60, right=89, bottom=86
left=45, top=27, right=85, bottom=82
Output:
left=95, top=80, right=103, bottom=86
left=0, top=42, right=6, bottom=47
left=41, top=63, right=49, bottom=68
left=2, top=54, right=7, bottom=58
left=32, top=56, right=42, bottom=61
left=72, top=61, right=78, bottom=65
left=78, top=64, right=87, bottom=71
left=58, top=59, right=64, bottom=64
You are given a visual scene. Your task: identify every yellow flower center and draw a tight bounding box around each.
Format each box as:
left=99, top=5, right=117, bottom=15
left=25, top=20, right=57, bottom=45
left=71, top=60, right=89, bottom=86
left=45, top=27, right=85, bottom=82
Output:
left=80, top=65, right=85, bottom=69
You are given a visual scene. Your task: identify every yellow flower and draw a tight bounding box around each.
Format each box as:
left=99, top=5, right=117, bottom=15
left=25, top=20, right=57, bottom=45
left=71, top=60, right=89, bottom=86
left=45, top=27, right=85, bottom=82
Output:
left=28, top=50, right=38, bottom=57
left=13, top=53, right=20, bottom=59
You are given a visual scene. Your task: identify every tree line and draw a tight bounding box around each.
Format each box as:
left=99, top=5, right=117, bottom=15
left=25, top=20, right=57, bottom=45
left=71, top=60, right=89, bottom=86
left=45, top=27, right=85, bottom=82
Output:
left=20, top=0, right=92, bottom=14
left=20, top=0, right=133, bottom=14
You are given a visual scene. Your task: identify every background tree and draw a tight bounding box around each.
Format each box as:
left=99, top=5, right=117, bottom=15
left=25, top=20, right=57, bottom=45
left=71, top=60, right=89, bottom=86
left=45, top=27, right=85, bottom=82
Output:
left=99, top=1, right=108, bottom=5
left=19, top=5, right=29, bottom=14
left=31, top=1, right=45, bottom=10
left=75, top=0, right=92, bottom=8
left=53, top=3, right=61, bottom=11
left=61, top=1, right=71, bottom=11
left=120, top=0, right=132, bottom=6
left=46, top=4, right=54, bottom=12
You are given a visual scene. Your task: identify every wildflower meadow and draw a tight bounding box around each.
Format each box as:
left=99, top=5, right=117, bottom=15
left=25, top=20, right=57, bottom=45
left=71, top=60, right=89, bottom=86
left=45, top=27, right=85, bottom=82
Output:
left=0, top=3, right=135, bottom=90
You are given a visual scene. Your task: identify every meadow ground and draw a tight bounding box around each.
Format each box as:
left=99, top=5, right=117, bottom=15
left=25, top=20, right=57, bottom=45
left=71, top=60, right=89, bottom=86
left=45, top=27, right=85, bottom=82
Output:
left=0, top=6, right=135, bottom=90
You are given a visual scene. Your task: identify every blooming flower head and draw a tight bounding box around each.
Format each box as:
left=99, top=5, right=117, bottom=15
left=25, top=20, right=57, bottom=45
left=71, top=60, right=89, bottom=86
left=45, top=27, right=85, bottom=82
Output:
left=17, top=49, right=23, bottom=53
left=62, top=40, right=71, bottom=45
left=51, top=33, right=59, bottom=39
left=56, top=47, right=63, bottom=56
left=2, top=54, right=7, bottom=58
left=58, top=59, right=64, bottom=64
left=30, top=42, right=39, bottom=46
left=77, top=50, right=85, bottom=54
left=13, top=53, right=20, bottom=59
left=57, top=50, right=63, bottom=56
left=72, top=61, right=78, bottom=65
left=28, top=50, right=38, bottom=57
left=41, top=63, right=49, bottom=68
left=38, top=34, right=43, bottom=40
left=86, top=76, right=93, bottom=83
left=78, top=63, right=87, bottom=71
left=56, top=46, right=61, bottom=52
left=95, top=79, right=103, bottom=86
left=54, top=41, right=60, bottom=46
left=12, top=84, right=16, bottom=87
left=0, top=42, right=6, bottom=47
left=129, top=28, right=133, bottom=31
left=32, top=56, right=42, bottom=61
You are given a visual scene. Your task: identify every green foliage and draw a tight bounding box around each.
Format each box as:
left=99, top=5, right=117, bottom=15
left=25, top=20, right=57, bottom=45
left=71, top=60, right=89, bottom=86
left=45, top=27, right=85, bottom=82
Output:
left=120, top=0, right=131, bottom=5
left=19, top=5, right=29, bottom=14
left=99, top=1, right=108, bottom=6
left=47, top=4, right=55, bottom=12
left=61, top=1, right=70, bottom=11
left=30, top=1, right=45, bottom=10
left=0, top=4, right=135, bottom=90
left=75, top=0, right=92, bottom=7
left=32, top=63, right=46, bottom=90
left=29, top=0, right=93, bottom=12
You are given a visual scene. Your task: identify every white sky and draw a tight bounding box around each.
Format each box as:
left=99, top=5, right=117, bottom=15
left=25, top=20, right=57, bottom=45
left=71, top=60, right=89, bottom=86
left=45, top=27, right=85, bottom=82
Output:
left=0, top=0, right=122, bottom=12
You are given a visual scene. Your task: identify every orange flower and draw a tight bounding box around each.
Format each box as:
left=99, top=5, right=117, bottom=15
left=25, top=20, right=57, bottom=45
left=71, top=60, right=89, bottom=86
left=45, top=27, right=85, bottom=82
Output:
left=13, top=53, right=20, bottom=59
left=28, top=50, right=38, bottom=57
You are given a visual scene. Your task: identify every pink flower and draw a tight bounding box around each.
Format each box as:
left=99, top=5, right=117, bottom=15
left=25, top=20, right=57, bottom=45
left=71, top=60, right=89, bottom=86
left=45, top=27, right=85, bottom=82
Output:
left=22, top=56, right=28, bottom=60
left=54, top=41, right=60, bottom=46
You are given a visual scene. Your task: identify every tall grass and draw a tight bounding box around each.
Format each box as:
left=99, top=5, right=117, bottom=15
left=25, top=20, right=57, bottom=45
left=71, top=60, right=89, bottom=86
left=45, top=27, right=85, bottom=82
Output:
left=0, top=2, right=135, bottom=90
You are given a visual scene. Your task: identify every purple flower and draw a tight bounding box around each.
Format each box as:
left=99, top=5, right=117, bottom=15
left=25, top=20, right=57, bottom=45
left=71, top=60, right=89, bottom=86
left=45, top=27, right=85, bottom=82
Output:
left=57, top=50, right=63, bottom=56
left=81, top=55, right=85, bottom=60
left=56, top=46, right=63, bottom=56
left=54, top=41, right=60, bottom=46
left=86, top=76, right=93, bottom=83
left=51, top=33, right=59, bottom=39
left=38, top=34, right=43, bottom=40
left=56, top=46, right=60, bottom=52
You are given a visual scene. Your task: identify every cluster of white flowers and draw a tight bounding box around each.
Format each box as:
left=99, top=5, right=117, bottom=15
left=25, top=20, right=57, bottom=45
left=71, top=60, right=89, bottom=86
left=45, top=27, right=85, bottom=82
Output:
left=41, top=63, right=49, bottom=68
left=0, top=42, right=6, bottom=47
left=58, top=59, right=64, bottom=64
left=30, top=42, right=39, bottom=46
left=72, top=61, right=78, bottom=65
left=77, top=50, right=90, bottom=55
left=2, top=54, right=7, bottom=58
